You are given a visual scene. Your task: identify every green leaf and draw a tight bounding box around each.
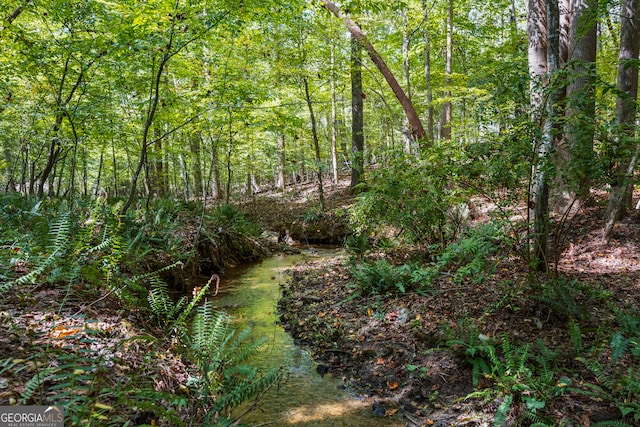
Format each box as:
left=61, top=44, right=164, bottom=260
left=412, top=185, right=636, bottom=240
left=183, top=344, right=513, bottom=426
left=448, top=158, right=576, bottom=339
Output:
left=494, top=394, right=513, bottom=427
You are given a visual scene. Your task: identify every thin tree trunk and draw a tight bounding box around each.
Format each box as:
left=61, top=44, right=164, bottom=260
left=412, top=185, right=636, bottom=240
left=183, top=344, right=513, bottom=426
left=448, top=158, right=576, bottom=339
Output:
left=94, top=151, right=104, bottom=197
left=321, top=0, right=427, bottom=143
left=402, top=7, right=413, bottom=153
left=209, top=138, right=222, bottom=199
left=532, top=0, right=562, bottom=272
left=559, top=0, right=597, bottom=208
left=303, top=76, right=325, bottom=211
left=225, top=109, right=233, bottom=205
left=528, top=0, right=548, bottom=121
left=603, top=0, right=640, bottom=242
left=439, top=0, right=453, bottom=140
left=350, top=33, right=365, bottom=194
left=149, top=126, right=164, bottom=198
left=191, top=131, right=204, bottom=198
left=121, top=44, right=173, bottom=215
left=111, top=137, right=118, bottom=198
left=276, top=132, right=286, bottom=191
left=423, top=0, right=435, bottom=142
left=330, top=42, right=339, bottom=185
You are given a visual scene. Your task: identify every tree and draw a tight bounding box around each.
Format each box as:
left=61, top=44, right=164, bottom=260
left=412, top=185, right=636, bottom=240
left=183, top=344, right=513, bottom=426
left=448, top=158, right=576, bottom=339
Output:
left=439, top=0, right=453, bottom=140
left=529, top=0, right=563, bottom=272
left=302, top=76, right=325, bottom=210
left=603, top=0, right=640, bottom=243
left=558, top=0, right=598, bottom=209
left=422, top=0, right=435, bottom=142
left=350, top=33, right=365, bottom=193
left=320, top=0, right=427, bottom=143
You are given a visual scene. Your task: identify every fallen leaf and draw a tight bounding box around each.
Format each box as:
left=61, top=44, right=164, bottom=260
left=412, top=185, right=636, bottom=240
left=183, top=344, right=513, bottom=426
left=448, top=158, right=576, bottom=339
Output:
left=93, top=402, right=113, bottom=411
left=387, top=381, right=398, bottom=390
left=50, top=325, right=83, bottom=339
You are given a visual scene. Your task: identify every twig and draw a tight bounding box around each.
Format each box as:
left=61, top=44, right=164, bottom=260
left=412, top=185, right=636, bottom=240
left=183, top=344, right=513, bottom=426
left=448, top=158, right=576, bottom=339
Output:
left=73, top=285, right=125, bottom=316
left=208, top=274, right=220, bottom=296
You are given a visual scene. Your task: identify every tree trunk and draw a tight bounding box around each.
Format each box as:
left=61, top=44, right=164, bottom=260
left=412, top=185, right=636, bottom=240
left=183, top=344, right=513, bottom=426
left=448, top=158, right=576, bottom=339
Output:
left=276, top=132, right=286, bottom=191
left=225, top=109, right=233, bottom=205
left=532, top=0, right=562, bottom=272
left=402, top=7, right=414, bottom=153
left=321, top=0, right=426, bottom=143
left=3, top=0, right=31, bottom=27
left=303, top=76, right=325, bottom=211
left=528, top=0, right=547, bottom=122
left=559, top=0, right=572, bottom=66
left=191, top=131, right=204, bottom=199
left=121, top=49, right=172, bottom=215
left=350, top=33, right=365, bottom=194
left=209, top=139, right=222, bottom=200
left=559, top=0, right=597, bottom=209
left=330, top=42, right=339, bottom=185
left=37, top=112, right=63, bottom=199
left=603, top=0, right=640, bottom=242
left=422, top=0, right=435, bottom=142
left=111, top=137, right=118, bottom=198
left=94, top=151, right=104, bottom=197
left=439, top=0, right=453, bottom=140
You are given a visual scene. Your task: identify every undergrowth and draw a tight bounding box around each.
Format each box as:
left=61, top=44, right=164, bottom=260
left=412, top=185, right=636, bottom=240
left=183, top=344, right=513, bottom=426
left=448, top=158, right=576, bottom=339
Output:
left=0, top=195, right=277, bottom=426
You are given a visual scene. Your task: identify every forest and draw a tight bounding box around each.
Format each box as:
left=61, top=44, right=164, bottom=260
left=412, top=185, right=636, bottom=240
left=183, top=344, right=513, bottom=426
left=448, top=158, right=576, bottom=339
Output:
left=1, top=0, right=639, bottom=425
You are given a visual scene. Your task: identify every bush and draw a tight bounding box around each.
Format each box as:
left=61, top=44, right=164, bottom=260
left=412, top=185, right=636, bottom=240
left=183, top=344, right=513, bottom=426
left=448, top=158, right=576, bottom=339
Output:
left=350, top=259, right=432, bottom=295
left=349, top=146, right=468, bottom=247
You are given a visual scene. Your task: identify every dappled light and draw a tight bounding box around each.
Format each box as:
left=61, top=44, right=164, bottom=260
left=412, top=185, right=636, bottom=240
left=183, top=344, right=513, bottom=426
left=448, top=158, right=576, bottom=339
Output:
left=2, top=0, right=640, bottom=425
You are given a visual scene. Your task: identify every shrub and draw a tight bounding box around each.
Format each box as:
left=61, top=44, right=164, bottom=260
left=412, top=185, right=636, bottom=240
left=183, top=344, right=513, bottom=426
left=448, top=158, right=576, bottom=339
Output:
left=349, top=147, right=468, bottom=247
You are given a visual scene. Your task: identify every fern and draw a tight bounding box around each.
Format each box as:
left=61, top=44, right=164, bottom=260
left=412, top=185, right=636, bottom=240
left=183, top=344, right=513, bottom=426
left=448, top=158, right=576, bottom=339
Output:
left=568, top=320, right=583, bottom=354
left=188, top=303, right=281, bottom=417
left=21, top=368, right=55, bottom=404
left=147, top=276, right=187, bottom=322
left=576, top=357, right=614, bottom=390
left=212, top=366, right=281, bottom=414
left=493, top=394, right=512, bottom=427
left=611, top=331, right=629, bottom=363
left=7, top=213, right=71, bottom=287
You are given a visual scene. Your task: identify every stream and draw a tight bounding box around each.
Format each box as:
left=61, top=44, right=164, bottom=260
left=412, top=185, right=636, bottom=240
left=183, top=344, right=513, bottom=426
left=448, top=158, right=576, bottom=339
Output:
left=210, top=247, right=405, bottom=426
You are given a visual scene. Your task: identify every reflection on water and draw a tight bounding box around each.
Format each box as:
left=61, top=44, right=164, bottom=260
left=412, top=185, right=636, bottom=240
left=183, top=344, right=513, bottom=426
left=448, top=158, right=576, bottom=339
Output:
left=210, top=249, right=405, bottom=427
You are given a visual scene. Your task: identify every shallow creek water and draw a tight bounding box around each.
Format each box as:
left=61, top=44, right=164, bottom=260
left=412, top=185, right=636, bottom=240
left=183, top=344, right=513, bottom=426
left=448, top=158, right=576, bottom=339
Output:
left=210, top=248, right=405, bottom=426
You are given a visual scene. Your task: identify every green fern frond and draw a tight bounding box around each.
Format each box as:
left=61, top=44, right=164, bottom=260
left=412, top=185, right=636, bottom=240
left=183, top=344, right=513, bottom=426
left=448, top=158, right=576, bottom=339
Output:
left=21, top=368, right=55, bottom=404
left=132, top=260, right=183, bottom=283
left=568, top=320, right=583, bottom=353
left=611, top=331, right=629, bottom=363
left=7, top=213, right=71, bottom=287
left=493, top=394, right=512, bottom=427
left=191, top=303, right=229, bottom=361
left=148, top=277, right=176, bottom=319
left=213, top=366, right=281, bottom=413
left=48, top=212, right=71, bottom=252
left=174, top=283, right=210, bottom=329
left=576, top=357, right=614, bottom=390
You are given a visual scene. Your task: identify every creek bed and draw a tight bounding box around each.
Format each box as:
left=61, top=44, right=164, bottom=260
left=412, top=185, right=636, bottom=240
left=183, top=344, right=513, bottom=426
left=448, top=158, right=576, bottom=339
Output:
left=210, top=248, right=405, bottom=426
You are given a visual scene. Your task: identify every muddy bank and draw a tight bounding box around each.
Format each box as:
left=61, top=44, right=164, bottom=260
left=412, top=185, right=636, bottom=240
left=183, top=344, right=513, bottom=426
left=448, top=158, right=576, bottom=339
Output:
left=238, top=182, right=354, bottom=245
left=277, top=244, right=636, bottom=426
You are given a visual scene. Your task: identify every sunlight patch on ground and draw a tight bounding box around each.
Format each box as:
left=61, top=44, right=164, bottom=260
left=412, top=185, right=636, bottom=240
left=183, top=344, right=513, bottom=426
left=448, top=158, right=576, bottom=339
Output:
left=285, top=399, right=370, bottom=424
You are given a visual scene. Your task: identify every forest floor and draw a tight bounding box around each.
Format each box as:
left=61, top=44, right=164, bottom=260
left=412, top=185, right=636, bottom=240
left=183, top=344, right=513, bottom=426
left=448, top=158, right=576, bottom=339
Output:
left=1, top=179, right=639, bottom=426
left=243, top=178, right=640, bottom=426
